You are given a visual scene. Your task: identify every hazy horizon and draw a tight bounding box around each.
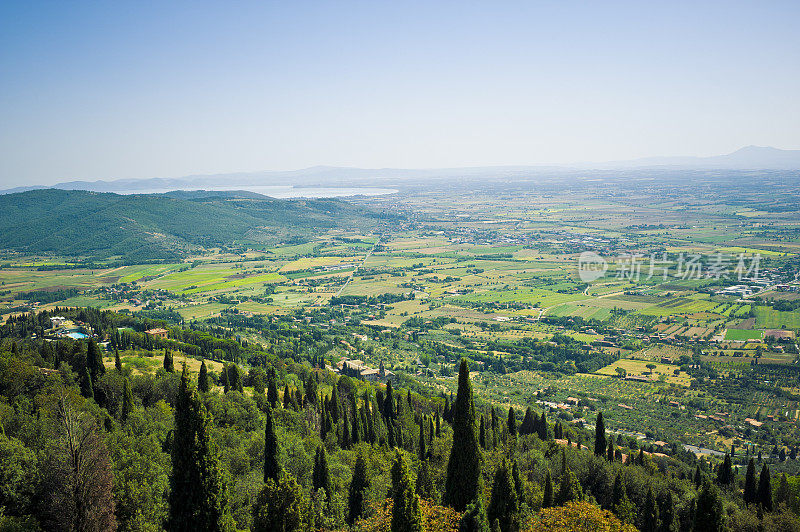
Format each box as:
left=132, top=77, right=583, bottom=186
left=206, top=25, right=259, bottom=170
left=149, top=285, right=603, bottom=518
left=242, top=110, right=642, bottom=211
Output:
left=2, top=1, right=799, bottom=188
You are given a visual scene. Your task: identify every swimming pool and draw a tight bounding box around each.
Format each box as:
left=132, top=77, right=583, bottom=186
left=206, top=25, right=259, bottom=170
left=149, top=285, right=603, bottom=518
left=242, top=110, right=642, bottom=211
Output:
left=66, top=331, right=88, bottom=340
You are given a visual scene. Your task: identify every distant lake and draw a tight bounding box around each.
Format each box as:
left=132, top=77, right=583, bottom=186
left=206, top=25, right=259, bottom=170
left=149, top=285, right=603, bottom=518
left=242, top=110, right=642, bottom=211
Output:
left=116, top=186, right=398, bottom=198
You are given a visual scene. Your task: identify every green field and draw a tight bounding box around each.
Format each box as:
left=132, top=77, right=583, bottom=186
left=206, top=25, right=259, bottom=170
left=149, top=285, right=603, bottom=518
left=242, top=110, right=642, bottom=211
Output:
left=725, top=328, right=764, bottom=341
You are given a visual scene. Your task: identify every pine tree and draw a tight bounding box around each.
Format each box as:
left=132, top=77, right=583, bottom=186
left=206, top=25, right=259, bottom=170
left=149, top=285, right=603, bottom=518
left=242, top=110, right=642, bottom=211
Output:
left=542, top=470, right=554, bottom=509
left=121, top=377, right=134, bottom=422
left=264, top=407, right=279, bottom=483
left=391, top=450, right=422, bottom=532
left=163, top=350, right=174, bottom=373
left=198, top=359, right=209, bottom=393
left=757, top=463, right=773, bottom=511
left=487, top=460, right=518, bottom=532
left=693, top=481, right=725, bottom=532
left=348, top=454, right=370, bottom=524
left=507, top=407, right=516, bottom=437
left=114, top=348, right=122, bottom=372
left=443, top=359, right=481, bottom=511
left=642, top=487, right=659, bottom=532
left=312, top=446, right=331, bottom=499
left=594, top=412, right=606, bottom=457
left=167, top=365, right=233, bottom=531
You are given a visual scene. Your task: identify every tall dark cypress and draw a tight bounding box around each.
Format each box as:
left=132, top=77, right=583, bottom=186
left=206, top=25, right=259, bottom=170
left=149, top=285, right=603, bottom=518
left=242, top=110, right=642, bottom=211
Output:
left=657, top=491, right=676, bottom=532
left=351, top=394, right=360, bottom=444
left=347, top=454, right=370, bottom=525
left=121, top=377, right=134, bottom=422
left=594, top=412, right=606, bottom=457
left=86, top=339, right=105, bottom=382
left=418, top=421, right=427, bottom=460
left=163, top=350, right=174, bottom=373
left=716, top=454, right=733, bottom=485
left=267, top=372, right=279, bottom=408
left=520, top=407, right=535, bottom=435
left=507, top=407, right=516, bottom=437
left=312, top=446, right=331, bottom=499
left=384, top=381, right=396, bottom=420
left=479, top=415, right=486, bottom=449
left=167, top=365, right=233, bottom=531
left=264, top=407, right=279, bottom=483
left=693, top=481, right=724, bottom=532
left=542, top=470, right=553, bottom=509
left=198, top=360, right=210, bottom=393
left=443, top=359, right=481, bottom=511
left=487, top=459, right=518, bottom=532
left=283, top=384, right=293, bottom=409
left=642, top=487, right=659, bottom=532
left=757, top=463, right=773, bottom=511
left=391, top=450, right=422, bottom=532
left=114, top=348, right=122, bottom=372
left=538, top=411, right=548, bottom=441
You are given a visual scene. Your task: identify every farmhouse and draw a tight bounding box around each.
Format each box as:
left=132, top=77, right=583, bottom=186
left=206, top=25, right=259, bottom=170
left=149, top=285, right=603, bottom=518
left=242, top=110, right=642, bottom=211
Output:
left=145, top=328, right=169, bottom=339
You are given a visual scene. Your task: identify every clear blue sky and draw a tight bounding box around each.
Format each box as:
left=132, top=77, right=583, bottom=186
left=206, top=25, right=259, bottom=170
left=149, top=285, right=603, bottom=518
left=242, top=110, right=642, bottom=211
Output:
left=1, top=1, right=798, bottom=186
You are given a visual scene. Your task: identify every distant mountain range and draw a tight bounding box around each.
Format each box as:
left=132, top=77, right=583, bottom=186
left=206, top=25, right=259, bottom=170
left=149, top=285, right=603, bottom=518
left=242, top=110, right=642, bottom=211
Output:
left=0, top=189, right=387, bottom=260
left=3, top=146, right=799, bottom=195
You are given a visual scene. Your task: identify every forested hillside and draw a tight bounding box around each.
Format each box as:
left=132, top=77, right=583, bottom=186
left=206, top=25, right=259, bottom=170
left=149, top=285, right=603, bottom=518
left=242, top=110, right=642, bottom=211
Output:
left=0, top=189, right=389, bottom=261
left=1, top=308, right=800, bottom=531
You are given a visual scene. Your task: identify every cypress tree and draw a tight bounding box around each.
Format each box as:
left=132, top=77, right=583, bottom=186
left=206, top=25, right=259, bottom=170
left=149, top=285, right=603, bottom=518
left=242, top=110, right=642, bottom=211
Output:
left=330, top=384, right=341, bottom=423
left=435, top=411, right=441, bottom=437
left=114, top=348, right=122, bottom=372
left=487, top=460, right=518, bottom=532
left=283, top=384, right=293, bottom=409
left=643, top=487, right=659, bottom=532
left=222, top=365, right=230, bottom=394
left=542, top=470, right=553, bottom=509
left=167, top=365, right=233, bottom=531
left=391, top=450, right=422, bottom=532
left=267, top=372, right=279, bottom=407
left=86, top=339, right=105, bottom=382
left=776, top=473, right=790, bottom=506
left=198, top=360, right=209, bottom=393
left=694, top=465, right=702, bottom=488
left=557, top=468, right=581, bottom=506
left=443, top=359, right=481, bottom=511
left=608, top=440, right=615, bottom=462
left=418, top=421, right=427, bottom=460
left=351, top=394, right=361, bottom=444
left=227, top=364, right=243, bottom=393
left=693, top=481, right=724, bottom=532
left=594, top=412, right=606, bottom=457
left=507, top=407, right=516, bottom=437
left=312, top=446, right=331, bottom=499
left=384, top=381, right=396, bottom=420
left=305, top=375, right=318, bottom=408
left=757, top=463, right=773, bottom=511
left=81, top=367, right=94, bottom=398
left=479, top=415, right=486, bottom=449
left=538, top=412, right=548, bottom=441
left=428, top=416, right=434, bottom=445
left=264, top=407, right=279, bottom=483
left=520, top=407, right=535, bottom=435
left=716, top=454, right=733, bottom=485
left=658, top=491, right=677, bottom=532
left=163, top=350, right=174, bottom=373
left=121, top=377, right=134, bottom=422
left=342, top=411, right=352, bottom=449
left=416, top=459, right=435, bottom=501
left=347, top=454, right=369, bottom=524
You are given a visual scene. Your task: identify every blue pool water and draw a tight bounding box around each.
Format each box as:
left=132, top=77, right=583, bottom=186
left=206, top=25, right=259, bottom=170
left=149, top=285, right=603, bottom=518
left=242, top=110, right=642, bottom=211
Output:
left=66, top=332, right=88, bottom=339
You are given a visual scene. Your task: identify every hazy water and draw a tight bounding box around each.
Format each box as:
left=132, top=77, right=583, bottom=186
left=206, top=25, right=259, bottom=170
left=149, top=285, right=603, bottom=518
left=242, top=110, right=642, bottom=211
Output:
left=117, top=185, right=398, bottom=198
